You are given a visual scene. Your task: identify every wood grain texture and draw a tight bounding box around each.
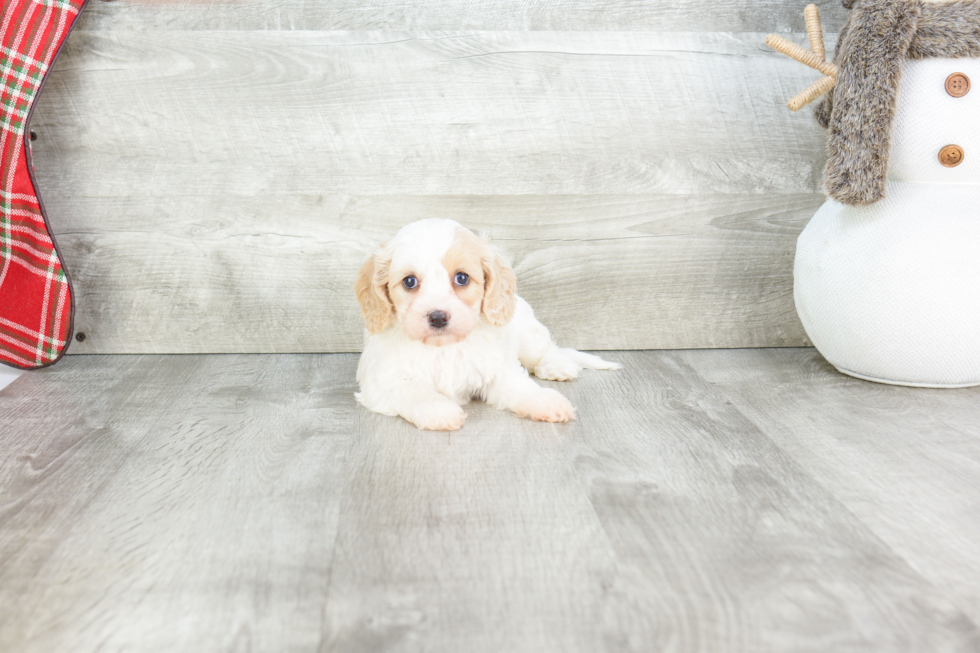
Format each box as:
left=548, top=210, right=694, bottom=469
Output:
left=49, top=193, right=819, bottom=353
left=561, top=352, right=980, bottom=653
left=34, top=30, right=832, bottom=198
left=27, top=6, right=843, bottom=353
left=684, top=348, right=980, bottom=629
left=3, top=351, right=980, bottom=652
left=322, top=402, right=622, bottom=652
left=0, top=354, right=357, bottom=652
left=76, top=0, right=849, bottom=33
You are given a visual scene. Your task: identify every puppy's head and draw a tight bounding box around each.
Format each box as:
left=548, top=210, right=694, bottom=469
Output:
left=354, top=219, right=516, bottom=345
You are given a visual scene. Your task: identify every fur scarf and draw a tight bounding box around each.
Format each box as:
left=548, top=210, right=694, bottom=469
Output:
left=814, top=0, right=980, bottom=205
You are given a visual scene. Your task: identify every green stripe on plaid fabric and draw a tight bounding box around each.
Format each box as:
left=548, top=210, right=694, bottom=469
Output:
left=0, top=194, right=43, bottom=212
left=40, top=256, right=65, bottom=359
left=0, top=19, right=48, bottom=137
left=0, top=320, right=44, bottom=350
left=0, top=314, right=66, bottom=347
left=0, top=45, right=49, bottom=70
left=0, top=243, right=65, bottom=278
left=1, top=222, right=52, bottom=243
left=1, top=236, right=62, bottom=266
left=1, top=0, right=85, bottom=369
left=0, top=21, right=44, bottom=135
left=31, top=0, right=82, bottom=11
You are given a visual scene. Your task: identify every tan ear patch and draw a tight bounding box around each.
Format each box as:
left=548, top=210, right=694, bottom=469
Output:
left=442, top=229, right=487, bottom=310
left=479, top=237, right=516, bottom=327
left=354, top=250, right=393, bottom=334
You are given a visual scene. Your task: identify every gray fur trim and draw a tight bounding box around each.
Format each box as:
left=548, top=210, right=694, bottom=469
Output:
left=824, top=0, right=919, bottom=205
left=813, top=9, right=851, bottom=130
left=908, top=0, right=980, bottom=59
left=814, top=0, right=980, bottom=205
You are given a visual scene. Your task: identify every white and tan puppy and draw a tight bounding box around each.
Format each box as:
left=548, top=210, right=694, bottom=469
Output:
left=354, top=218, right=620, bottom=431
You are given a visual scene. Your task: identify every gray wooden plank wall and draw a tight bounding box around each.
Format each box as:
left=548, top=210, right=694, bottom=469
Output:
left=29, top=1, right=848, bottom=354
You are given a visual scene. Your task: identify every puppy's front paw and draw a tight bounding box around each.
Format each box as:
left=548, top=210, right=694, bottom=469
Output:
left=409, top=400, right=467, bottom=431
left=534, top=350, right=580, bottom=382
left=517, top=389, right=576, bottom=423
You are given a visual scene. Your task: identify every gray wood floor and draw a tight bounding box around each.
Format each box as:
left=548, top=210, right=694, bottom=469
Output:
left=2, top=350, right=979, bottom=652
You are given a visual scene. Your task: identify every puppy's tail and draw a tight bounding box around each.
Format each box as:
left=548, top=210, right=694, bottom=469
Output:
left=560, top=348, right=622, bottom=371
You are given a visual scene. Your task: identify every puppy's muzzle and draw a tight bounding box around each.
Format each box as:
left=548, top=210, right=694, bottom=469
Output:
left=428, top=310, right=449, bottom=329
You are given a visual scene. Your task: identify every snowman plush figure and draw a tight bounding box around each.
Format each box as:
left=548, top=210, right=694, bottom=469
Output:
left=770, top=0, right=980, bottom=387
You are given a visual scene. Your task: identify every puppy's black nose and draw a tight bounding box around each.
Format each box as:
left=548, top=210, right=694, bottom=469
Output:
left=428, top=310, right=449, bottom=329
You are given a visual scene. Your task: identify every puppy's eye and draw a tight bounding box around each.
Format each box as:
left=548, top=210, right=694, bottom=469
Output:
left=402, top=275, right=418, bottom=290
left=454, top=272, right=469, bottom=286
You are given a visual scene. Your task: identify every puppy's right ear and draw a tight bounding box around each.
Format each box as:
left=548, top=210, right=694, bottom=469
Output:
left=480, top=238, right=517, bottom=327
left=354, top=248, right=393, bottom=334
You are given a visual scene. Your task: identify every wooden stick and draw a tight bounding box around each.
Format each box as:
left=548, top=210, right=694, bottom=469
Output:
left=804, top=4, right=825, bottom=61
left=765, top=34, right=838, bottom=77
left=787, top=74, right=836, bottom=111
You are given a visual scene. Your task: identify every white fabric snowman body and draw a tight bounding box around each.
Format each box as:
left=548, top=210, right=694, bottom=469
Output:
left=791, top=0, right=980, bottom=387
left=796, top=58, right=980, bottom=386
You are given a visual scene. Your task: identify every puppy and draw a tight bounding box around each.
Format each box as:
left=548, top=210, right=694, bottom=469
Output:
left=354, top=218, right=620, bottom=431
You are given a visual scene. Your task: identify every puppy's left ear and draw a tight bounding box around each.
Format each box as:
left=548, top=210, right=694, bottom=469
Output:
left=354, top=247, right=394, bottom=334
left=480, top=238, right=516, bottom=327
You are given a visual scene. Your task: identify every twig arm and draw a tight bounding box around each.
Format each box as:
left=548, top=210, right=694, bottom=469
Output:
left=765, top=5, right=838, bottom=112
left=765, top=34, right=838, bottom=77
left=804, top=4, right=825, bottom=60
left=787, top=75, right=836, bottom=111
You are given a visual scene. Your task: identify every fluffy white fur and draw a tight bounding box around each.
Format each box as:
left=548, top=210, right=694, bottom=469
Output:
left=354, top=218, right=620, bottom=431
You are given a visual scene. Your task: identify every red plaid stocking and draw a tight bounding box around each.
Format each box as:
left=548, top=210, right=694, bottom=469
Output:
left=0, top=0, right=86, bottom=369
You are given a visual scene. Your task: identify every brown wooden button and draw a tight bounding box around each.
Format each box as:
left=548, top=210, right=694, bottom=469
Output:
left=945, top=72, right=970, bottom=97
left=939, top=144, right=964, bottom=167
